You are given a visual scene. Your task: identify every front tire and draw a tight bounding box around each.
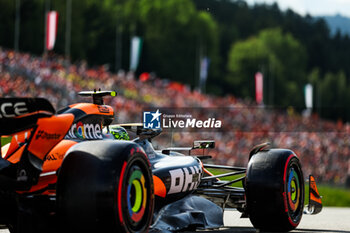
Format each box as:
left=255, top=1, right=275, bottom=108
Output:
left=245, top=149, right=304, bottom=232
left=57, top=141, right=154, bottom=233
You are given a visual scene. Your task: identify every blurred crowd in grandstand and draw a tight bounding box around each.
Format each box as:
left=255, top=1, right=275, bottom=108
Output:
left=1, top=47, right=350, bottom=187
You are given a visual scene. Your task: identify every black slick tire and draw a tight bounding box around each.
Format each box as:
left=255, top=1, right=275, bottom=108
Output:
left=245, top=149, right=304, bottom=232
left=57, top=140, right=154, bottom=233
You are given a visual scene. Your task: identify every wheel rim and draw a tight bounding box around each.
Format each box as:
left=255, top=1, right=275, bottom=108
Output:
left=121, top=155, right=153, bottom=232
left=126, top=165, right=147, bottom=224
left=285, top=161, right=304, bottom=223
left=287, top=167, right=300, bottom=212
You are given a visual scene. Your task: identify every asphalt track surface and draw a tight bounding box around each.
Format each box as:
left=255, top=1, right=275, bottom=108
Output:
left=0, top=207, right=348, bottom=233
left=188, top=207, right=350, bottom=233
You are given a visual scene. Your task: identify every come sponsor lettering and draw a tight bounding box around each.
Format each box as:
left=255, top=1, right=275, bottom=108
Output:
left=65, top=121, right=103, bottom=140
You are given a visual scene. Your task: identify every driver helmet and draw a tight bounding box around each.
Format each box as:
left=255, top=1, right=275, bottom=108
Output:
left=110, top=125, right=129, bottom=140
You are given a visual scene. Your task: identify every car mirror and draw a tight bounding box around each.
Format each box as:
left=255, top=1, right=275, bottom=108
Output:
left=193, top=140, right=215, bottom=149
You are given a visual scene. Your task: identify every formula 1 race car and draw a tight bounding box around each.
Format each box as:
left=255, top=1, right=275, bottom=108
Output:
left=0, top=91, right=322, bottom=233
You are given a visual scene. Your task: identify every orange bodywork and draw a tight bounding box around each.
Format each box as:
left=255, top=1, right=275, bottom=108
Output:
left=3, top=114, right=74, bottom=163
left=153, top=175, right=166, bottom=198
left=3, top=130, right=32, bottom=159
left=2, top=113, right=75, bottom=194
left=69, top=103, right=114, bottom=116
left=6, top=146, right=25, bottom=164
left=22, top=139, right=78, bottom=194
left=41, top=140, right=77, bottom=172
left=2, top=102, right=114, bottom=195
left=28, top=114, right=74, bottom=161
left=309, top=175, right=322, bottom=204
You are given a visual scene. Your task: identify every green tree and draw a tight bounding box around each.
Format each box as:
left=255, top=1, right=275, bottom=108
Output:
left=130, top=0, right=219, bottom=87
left=226, top=36, right=270, bottom=98
left=53, top=0, right=119, bottom=65
left=226, top=28, right=307, bottom=106
left=0, top=0, right=15, bottom=49
left=318, top=71, right=348, bottom=120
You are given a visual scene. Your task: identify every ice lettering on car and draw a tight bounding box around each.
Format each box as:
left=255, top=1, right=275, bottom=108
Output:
left=168, top=165, right=202, bottom=194
left=0, top=102, right=28, bottom=118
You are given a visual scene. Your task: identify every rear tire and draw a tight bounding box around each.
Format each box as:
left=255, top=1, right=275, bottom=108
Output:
left=57, top=141, right=154, bottom=233
left=245, top=149, right=304, bottom=232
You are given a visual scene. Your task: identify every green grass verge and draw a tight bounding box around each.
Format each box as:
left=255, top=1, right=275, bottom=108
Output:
left=305, top=185, right=350, bottom=207
left=1, top=136, right=12, bottom=146
left=207, top=168, right=350, bottom=207
left=206, top=168, right=244, bottom=188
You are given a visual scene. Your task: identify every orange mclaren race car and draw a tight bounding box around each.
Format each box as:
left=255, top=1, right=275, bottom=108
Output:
left=0, top=91, right=322, bottom=233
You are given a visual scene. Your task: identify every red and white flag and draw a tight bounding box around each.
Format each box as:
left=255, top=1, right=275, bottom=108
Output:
left=46, top=11, right=58, bottom=50
left=255, top=72, right=263, bottom=105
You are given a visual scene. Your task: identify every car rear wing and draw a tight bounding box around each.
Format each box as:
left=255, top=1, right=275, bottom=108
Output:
left=0, top=98, right=55, bottom=136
